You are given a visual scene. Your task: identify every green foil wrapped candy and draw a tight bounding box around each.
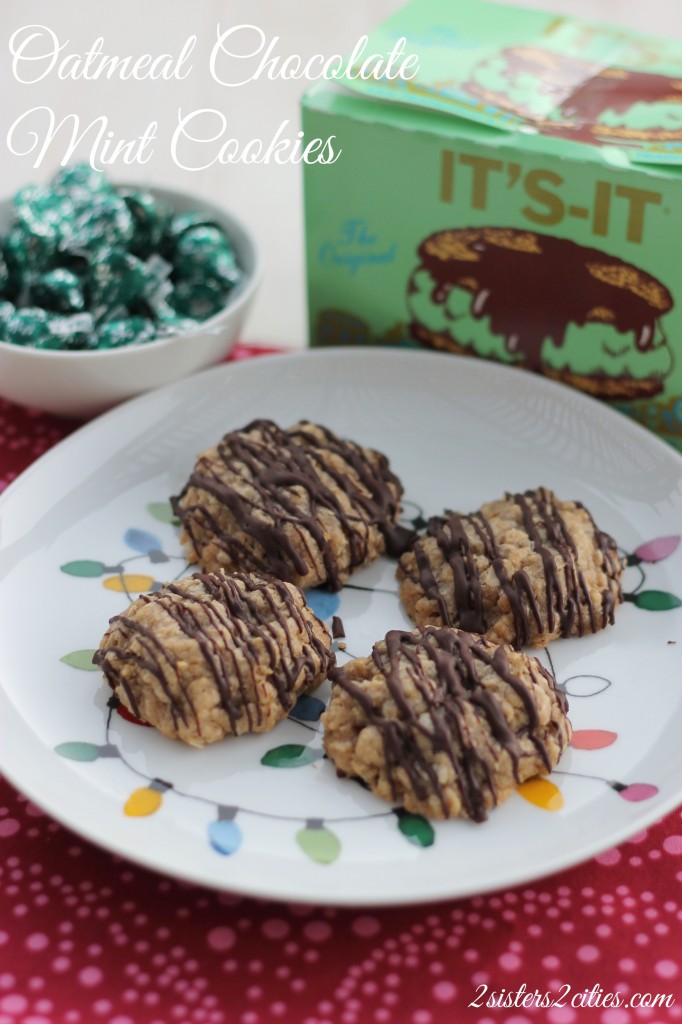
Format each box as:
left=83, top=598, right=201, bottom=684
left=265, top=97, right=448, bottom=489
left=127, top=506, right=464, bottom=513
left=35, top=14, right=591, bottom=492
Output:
left=0, top=240, right=20, bottom=301
left=170, top=276, right=227, bottom=319
left=153, top=299, right=199, bottom=335
left=89, top=250, right=158, bottom=314
left=0, top=250, right=10, bottom=298
left=31, top=269, right=85, bottom=313
left=4, top=308, right=50, bottom=347
left=175, top=225, right=227, bottom=257
left=0, top=300, right=15, bottom=334
left=96, top=316, right=157, bottom=349
left=0, top=164, right=242, bottom=352
left=204, top=246, right=240, bottom=288
left=143, top=254, right=174, bottom=300
left=68, top=192, right=134, bottom=253
left=37, top=313, right=96, bottom=351
left=51, top=163, right=113, bottom=199
left=118, top=188, right=171, bottom=258
left=174, top=226, right=241, bottom=288
left=13, top=184, right=69, bottom=238
left=5, top=224, right=54, bottom=277
left=166, top=212, right=220, bottom=245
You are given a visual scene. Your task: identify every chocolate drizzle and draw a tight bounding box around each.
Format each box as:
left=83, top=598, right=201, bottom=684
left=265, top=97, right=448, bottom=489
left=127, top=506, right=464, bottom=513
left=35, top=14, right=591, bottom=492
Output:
left=332, top=615, right=346, bottom=640
left=402, top=488, right=622, bottom=648
left=417, top=229, right=671, bottom=374
left=94, top=571, right=334, bottom=741
left=172, top=420, right=409, bottom=591
left=465, top=46, right=682, bottom=145
left=331, top=627, right=569, bottom=822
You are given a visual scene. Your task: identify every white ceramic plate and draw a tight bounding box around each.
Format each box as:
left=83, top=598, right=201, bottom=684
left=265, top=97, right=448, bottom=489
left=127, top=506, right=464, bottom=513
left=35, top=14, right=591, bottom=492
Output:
left=1, top=349, right=681, bottom=906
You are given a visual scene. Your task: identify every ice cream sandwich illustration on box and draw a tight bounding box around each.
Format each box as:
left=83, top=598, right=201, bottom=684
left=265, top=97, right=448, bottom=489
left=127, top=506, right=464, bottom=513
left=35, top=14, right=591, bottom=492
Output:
left=464, top=46, right=682, bottom=146
left=407, top=228, right=673, bottom=400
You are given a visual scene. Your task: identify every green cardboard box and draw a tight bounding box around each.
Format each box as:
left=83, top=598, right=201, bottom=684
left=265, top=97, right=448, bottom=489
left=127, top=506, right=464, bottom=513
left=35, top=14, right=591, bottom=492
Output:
left=302, top=0, right=682, bottom=450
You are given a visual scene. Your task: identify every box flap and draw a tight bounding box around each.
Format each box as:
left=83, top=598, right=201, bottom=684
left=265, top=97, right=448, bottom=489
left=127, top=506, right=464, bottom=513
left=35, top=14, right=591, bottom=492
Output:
left=339, top=0, right=682, bottom=164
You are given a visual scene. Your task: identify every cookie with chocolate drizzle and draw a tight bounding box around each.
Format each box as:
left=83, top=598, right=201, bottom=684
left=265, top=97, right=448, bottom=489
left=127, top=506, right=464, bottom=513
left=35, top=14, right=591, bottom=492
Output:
left=397, top=487, right=623, bottom=648
left=171, top=420, right=409, bottom=591
left=323, top=626, right=571, bottom=822
left=94, top=571, right=334, bottom=747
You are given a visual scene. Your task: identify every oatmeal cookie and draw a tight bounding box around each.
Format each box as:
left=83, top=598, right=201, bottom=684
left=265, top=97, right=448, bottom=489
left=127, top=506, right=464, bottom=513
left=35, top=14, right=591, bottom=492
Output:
left=322, top=626, right=571, bottom=822
left=171, top=420, right=408, bottom=591
left=94, top=571, right=334, bottom=747
left=397, top=487, right=623, bottom=648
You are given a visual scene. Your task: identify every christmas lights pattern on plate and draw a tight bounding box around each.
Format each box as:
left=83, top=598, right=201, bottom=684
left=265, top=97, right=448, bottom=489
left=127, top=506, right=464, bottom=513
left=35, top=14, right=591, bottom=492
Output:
left=56, top=501, right=679, bottom=865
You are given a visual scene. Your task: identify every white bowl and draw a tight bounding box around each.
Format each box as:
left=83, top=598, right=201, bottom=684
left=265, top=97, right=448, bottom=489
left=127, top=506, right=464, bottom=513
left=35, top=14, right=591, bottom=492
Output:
left=0, top=185, right=262, bottom=417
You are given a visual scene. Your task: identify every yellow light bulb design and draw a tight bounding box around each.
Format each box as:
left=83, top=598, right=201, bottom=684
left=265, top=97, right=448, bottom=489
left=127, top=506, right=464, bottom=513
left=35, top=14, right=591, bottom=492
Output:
left=104, top=574, right=155, bottom=594
left=124, top=779, right=170, bottom=817
left=517, top=777, right=564, bottom=812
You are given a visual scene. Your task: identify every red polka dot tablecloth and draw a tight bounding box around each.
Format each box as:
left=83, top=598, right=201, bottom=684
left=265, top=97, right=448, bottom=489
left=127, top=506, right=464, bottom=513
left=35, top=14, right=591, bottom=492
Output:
left=0, top=345, right=681, bottom=1024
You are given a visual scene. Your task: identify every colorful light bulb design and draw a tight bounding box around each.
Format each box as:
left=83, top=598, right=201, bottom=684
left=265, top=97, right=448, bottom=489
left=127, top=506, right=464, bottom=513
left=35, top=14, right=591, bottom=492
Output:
left=55, top=742, right=119, bottom=762
left=261, top=744, right=323, bottom=768
left=124, top=779, right=171, bottom=817
left=630, top=536, right=680, bottom=564
left=57, top=513, right=680, bottom=867
left=394, top=808, right=435, bottom=847
left=609, top=781, right=659, bottom=802
left=624, top=590, right=682, bottom=611
left=570, top=730, right=617, bottom=750
left=296, top=819, right=341, bottom=865
left=103, top=574, right=155, bottom=594
left=208, top=807, right=243, bottom=856
left=517, top=778, right=564, bottom=811
left=123, top=528, right=168, bottom=562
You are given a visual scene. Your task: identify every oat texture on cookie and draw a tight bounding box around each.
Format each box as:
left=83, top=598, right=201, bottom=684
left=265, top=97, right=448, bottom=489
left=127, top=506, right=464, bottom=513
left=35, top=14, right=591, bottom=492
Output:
left=171, top=419, right=408, bottom=590
left=322, top=626, right=571, bottom=822
left=397, top=487, right=623, bottom=648
left=94, top=570, right=334, bottom=747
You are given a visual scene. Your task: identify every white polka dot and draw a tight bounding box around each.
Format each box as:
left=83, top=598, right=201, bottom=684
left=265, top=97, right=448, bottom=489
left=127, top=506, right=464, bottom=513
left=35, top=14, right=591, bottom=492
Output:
left=655, top=959, right=679, bottom=979
left=78, top=966, right=103, bottom=987
left=303, top=921, right=332, bottom=943
left=432, top=981, right=456, bottom=1002
left=0, top=996, right=27, bottom=1014
left=595, top=849, right=621, bottom=866
left=548, top=1008, right=576, bottom=1024
left=600, top=1010, right=630, bottom=1024
left=352, top=916, right=381, bottom=938
left=261, top=919, right=290, bottom=941
left=207, top=927, right=235, bottom=952
left=498, top=952, right=521, bottom=970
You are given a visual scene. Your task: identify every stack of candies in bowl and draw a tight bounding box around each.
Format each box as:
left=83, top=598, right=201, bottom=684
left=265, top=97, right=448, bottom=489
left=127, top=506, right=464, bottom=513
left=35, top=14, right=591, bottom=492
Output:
left=0, top=164, right=243, bottom=352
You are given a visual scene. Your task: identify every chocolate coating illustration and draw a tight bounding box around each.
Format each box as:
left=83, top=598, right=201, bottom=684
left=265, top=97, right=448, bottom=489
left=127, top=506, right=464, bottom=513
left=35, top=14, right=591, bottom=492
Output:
left=408, top=227, right=673, bottom=400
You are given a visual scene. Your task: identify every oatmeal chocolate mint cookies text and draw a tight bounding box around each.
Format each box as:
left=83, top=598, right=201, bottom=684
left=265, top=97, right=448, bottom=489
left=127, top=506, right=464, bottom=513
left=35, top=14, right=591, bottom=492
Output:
left=6, top=24, right=420, bottom=171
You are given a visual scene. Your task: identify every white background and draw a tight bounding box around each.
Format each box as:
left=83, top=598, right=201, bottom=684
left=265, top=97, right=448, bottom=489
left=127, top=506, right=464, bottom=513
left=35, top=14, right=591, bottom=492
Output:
left=1, top=0, right=680, bottom=349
